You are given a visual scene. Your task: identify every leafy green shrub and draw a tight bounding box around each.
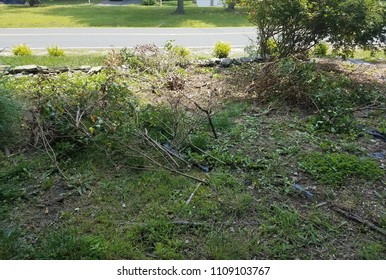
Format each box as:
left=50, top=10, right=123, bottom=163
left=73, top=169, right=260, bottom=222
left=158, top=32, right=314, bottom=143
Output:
left=309, top=108, right=356, bottom=134
left=12, top=44, right=33, bottom=56
left=142, top=0, right=157, bottom=5
left=170, top=45, right=190, bottom=57
left=0, top=76, right=21, bottom=148
left=12, top=72, right=139, bottom=155
left=243, top=57, right=384, bottom=133
left=47, top=45, right=65, bottom=57
left=0, top=95, right=19, bottom=147
left=266, top=38, right=279, bottom=57
left=164, top=40, right=190, bottom=57
left=300, top=152, right=384, bottom=186
left=241, top=0, right=386, bottom=59
left=313, top=42, right=329, bottom=57
left=214, top=41, right=231, bottom=58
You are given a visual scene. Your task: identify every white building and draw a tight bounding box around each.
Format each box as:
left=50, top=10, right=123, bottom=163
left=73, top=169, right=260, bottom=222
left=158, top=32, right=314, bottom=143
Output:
left=196, top=0, right=222, bottom=7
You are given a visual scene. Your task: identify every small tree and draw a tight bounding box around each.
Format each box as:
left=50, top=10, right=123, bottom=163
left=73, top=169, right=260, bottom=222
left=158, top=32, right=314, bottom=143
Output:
left=241, top=0, right=386, bottom=59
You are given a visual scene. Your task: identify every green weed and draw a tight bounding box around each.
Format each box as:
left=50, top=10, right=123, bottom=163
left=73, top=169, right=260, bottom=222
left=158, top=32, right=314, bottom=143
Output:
left=300, top=152, right=384, bottom=186
left=313, top=42, right=329, bottom=57
left=34, top=228, right=108, bottom=259
left=0, top=55, right=106, bottom=67
left=127, top=218, right=184, bottom=260
left=213, top=41, right=231, bottom=58
left=0, top=81, right=21, bottom=147
left=47, top=45, right=65, bottom=57
left=358, top=241, right=385, bottom=259
left=12, top=44, right=33, bottom=56
left=0, top=230, right=18, bottom=259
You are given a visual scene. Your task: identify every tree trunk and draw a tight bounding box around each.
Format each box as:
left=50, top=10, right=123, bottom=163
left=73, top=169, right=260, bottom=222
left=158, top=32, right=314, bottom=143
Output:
left=176, top=0, right=185, bottom=15
left=227, top=3, right=235, bottom=11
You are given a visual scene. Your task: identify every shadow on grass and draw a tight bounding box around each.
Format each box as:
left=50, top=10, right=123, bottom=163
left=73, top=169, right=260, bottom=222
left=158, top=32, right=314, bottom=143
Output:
left=0, top=6, right=250, bottom=28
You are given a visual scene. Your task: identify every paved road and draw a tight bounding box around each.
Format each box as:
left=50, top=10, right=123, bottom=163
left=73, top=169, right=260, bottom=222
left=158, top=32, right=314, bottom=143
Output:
left=0, top=27, right=256, bottom=50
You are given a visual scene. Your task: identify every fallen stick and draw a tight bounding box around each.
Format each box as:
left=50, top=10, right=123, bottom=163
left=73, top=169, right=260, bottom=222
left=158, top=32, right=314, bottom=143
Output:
left=120, top=220, right=260, bottom=227
left=115, top=138, right=208, bottom=184
left=186, top=182, right=202, bottom=205
left=331, top=206, right=386, bottom=237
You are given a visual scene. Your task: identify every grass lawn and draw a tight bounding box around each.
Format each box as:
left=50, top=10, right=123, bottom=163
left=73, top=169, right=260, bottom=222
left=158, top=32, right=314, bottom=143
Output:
left=0, top=54, right=107, bottom=67
left=0, top=3, right=251, bottom=28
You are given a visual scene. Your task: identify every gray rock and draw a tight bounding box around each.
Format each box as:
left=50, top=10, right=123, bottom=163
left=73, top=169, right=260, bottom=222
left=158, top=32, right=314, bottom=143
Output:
left=239, top=57, right=254, bottom=63
left=88, top=66, right=104, bottom=74
left=194, top=60, right=209, bottom=67
left=48, top=66, right=69, bottom=73
left=207, top=58, right=220, bottom=66
left=12, top=65, right=39, bottom=74
left=220, top=58, right=232, bottom=67
left=232, top=58, right=242, bottom=65
left=37, top=65, right=48, bottom=72
left=73, top=65, right=91, bottom=72
left=14, top=73, right=26, bottom=78
left=0, top=65, right=11, bottom=71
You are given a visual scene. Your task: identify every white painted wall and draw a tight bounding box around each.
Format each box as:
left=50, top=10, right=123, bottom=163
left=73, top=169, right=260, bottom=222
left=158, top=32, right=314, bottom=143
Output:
left=196, top=0, right=222, bottom=7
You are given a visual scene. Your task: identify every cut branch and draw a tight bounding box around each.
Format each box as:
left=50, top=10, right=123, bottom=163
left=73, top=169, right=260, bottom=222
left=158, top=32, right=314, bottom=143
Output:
left=186, top=182, right=202, bottom=206
left=331, top=206, right=386, bottom=237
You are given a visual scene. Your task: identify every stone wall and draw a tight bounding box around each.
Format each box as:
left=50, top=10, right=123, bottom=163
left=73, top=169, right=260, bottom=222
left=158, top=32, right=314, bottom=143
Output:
left=0, top=56, right=262, bottom=77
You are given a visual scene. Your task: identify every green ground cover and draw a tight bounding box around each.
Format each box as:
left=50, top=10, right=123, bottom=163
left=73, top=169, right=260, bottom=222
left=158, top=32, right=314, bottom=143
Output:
left=0, top=48, right=385, bottom=260
left=0, top=54, right=106, bottom=67
left=0, top=4, right=250, bottom=28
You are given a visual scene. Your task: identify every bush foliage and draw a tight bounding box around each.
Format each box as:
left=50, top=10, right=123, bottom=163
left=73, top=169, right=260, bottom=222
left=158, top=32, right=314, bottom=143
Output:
left=214, top=41, right=231, bottom=58
left=142, top=0, right=158, bottom=5
left=241, top=0, right=386, bottom=59
left=47, top=45, right=65, bottom=57
left=12, top=44, right=33, bottom=56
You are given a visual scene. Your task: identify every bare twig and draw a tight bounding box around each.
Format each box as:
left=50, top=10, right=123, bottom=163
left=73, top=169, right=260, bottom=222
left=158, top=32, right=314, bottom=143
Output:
left=115, top=138, right=208, bottom=184
left=142, top=129, right=180, bottom=168
left=189, top=141, right=226, bottom=165
left=191, top=99, right=218, bottom=139
left=186, top=182, right=202, bottom=205
left=36, top=121, right=68, bottom=180
left=331, top=206, right=386, bottom=237
left=120, top=220, right=260, bottom=227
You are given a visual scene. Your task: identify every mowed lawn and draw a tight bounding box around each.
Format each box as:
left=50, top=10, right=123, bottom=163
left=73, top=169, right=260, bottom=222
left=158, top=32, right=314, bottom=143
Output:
left=0, top=4, right=251, bottom=28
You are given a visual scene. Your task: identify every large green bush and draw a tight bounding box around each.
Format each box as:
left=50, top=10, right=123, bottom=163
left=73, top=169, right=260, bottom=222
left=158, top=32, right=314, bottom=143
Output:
left=241, top=0, right=386, bottom=59
left=0, top=75, right=21, bottom=148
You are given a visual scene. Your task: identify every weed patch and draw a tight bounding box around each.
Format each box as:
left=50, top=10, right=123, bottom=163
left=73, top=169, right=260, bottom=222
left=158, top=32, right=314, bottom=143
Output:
left=299, top=152, right=384, bottom=186
left=1, top=51, right=385, bottom=260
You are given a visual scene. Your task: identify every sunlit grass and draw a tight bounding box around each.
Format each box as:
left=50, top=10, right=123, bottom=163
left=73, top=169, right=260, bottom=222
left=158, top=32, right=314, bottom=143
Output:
left=0, top=5, right=250, bottom=28
left=0, top=54, right=106, bottom=67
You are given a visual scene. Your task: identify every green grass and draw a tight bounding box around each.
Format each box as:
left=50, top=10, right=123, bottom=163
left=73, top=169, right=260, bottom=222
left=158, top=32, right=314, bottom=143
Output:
left=300, top=152, right=385, bottom=186
left=0, top=5, right=250, bottom=28
left=1, top=53, right=385, bottom=260
left=0, top=54, right=106, bottom=67
left=352, top=49, right=386, bottom=63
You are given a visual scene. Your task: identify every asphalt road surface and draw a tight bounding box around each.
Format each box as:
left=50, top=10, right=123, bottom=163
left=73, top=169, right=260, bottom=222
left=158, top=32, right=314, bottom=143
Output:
left=0, top=27, right=256, bottom=50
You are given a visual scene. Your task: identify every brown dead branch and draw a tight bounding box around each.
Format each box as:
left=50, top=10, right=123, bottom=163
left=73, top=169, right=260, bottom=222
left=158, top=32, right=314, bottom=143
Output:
left=115, top=137, right=208, bottom=184
left=331, top=206, right=386, bottom=237
left=36, top=120, right=68, bottom=180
